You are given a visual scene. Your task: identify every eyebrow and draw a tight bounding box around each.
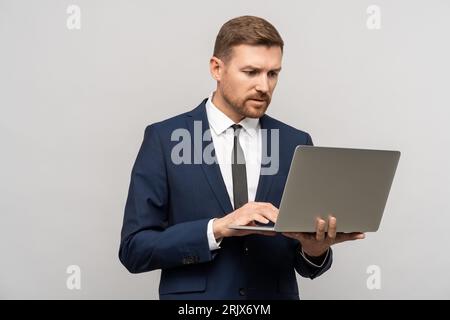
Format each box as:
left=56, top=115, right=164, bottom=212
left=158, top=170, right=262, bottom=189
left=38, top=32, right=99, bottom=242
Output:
left=240, top=66, right=282, bottom=72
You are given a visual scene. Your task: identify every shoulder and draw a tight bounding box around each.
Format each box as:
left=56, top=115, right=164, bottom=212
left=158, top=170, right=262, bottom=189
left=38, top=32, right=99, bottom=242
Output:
left=262, top=114, right=313, bottom=145
left=145, top=113, right=188, bottom=135
left=143, top=101, right=203, bottom=138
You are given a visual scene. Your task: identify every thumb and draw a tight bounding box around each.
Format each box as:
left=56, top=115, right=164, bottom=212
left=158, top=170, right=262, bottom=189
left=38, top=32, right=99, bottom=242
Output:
left=335, top=232, right=365, bottom=244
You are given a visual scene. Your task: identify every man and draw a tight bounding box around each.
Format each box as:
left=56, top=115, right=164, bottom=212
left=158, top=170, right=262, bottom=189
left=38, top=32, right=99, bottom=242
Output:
left=119, top=15, right=364, bottom=300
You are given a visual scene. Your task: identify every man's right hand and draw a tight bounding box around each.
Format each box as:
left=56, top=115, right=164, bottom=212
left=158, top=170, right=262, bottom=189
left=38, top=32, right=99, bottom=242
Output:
left=213, top=202, right=278, bottom=239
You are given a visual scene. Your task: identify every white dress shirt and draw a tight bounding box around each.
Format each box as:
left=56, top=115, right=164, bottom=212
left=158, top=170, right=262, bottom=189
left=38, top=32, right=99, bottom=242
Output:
left=205, top=92, right=262, bottom=250
left=204, top=92, right=330, bottom=267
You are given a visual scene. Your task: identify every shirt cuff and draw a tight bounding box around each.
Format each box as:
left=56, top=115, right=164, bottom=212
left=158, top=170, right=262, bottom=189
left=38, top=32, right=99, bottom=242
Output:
left=300, top=247, right=330, bottom=268
left=207, top=218, right=223, bottom=251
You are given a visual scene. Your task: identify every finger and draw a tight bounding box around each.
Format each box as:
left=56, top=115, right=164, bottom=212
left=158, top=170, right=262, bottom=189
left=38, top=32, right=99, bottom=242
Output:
left=316, top=218, right=326, bottom=241
left=265, top=202, right=278, bottom=210
left=256, top=231, right=277, bottom=237
left=254, top=202, right=278, bottom=222
left=327, top=216, right=337, bottom=240
left=334, top=232, right=365, bottom=244
left=260, top=208, right=278, bottom=223
left=251, top=214, right=270, bottom=225
left=235, top=218, right=262, bottom=227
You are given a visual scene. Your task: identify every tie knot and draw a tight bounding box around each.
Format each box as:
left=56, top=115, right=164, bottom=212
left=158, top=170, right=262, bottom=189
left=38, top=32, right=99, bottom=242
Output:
left=231, top=124, right=242, bottom=135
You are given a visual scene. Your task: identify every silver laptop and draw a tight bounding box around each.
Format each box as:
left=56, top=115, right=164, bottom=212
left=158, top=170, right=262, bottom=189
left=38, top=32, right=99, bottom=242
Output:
left=229, top=146, right=400, bottom=233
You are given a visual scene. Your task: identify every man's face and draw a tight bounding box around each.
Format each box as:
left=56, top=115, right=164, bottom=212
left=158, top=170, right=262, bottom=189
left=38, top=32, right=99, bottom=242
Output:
left=217, top=44, right=282, bottom=119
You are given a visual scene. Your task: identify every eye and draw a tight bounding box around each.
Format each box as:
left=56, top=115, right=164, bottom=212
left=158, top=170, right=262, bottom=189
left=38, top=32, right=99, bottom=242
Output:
left=268, top=71, right=279, bottom=78
left=244, top=70, right=258, bottom=76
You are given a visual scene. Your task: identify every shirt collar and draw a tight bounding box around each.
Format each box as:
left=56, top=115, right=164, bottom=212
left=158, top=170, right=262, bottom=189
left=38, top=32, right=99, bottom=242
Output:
left=205, top=92, right=259, bottom=137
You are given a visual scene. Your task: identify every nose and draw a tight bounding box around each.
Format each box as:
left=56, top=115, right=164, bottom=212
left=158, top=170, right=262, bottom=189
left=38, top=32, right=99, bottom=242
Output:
left=255, top=74, right=269, bottom=94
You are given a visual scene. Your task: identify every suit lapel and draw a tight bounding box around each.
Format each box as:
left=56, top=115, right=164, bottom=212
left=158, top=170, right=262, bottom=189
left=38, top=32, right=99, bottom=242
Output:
left=186, top=100, right=279, bottom=212
left=254, top=115, right=276, bottom=203
left=186, top=100, right=234, bottom=215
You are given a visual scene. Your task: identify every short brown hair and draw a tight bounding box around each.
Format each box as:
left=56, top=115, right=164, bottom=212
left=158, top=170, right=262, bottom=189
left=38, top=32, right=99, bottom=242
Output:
left=213, top=16, right=284, bottom=62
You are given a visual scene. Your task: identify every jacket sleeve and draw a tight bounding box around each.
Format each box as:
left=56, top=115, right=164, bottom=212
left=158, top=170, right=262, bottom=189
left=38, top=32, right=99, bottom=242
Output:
left=294, top=244, right=333, bottom=279
left=119, top=124, right=214, bottom=273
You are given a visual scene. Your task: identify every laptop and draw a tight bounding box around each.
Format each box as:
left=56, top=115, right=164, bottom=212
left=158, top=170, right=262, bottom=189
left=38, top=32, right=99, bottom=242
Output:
left=229, top=146, right=400, bottom=232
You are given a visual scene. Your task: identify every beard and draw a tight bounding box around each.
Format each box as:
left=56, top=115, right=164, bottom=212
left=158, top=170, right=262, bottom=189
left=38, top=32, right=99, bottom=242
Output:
left=222, top=89, right=271, bottom=119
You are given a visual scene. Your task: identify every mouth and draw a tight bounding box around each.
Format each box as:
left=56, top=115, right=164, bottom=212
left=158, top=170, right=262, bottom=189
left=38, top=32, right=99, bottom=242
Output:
left=249, top=98, right=266, bottom=103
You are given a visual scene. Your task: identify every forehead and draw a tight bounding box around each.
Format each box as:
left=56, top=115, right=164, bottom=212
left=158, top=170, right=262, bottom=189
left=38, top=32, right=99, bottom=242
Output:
left=229, top=44, right=282, bottom=69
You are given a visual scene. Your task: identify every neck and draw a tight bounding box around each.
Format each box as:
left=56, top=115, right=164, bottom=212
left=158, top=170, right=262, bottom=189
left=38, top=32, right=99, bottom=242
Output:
left=211, top=91, right=245, bottom=124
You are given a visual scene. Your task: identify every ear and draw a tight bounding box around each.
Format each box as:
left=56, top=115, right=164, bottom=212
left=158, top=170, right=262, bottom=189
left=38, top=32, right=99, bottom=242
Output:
left=209, top=56, right=223, bottom=81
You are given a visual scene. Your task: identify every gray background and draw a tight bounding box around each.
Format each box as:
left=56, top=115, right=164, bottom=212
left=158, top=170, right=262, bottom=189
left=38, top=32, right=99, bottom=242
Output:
left=1, top=0, right=449, bottom=299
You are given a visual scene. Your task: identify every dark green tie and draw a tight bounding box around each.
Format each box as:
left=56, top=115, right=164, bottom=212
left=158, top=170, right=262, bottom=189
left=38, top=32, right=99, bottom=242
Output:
left=231, top=124, right=248, bottom=209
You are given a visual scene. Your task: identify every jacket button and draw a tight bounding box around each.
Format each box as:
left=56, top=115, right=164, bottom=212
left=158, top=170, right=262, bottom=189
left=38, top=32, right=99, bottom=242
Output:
left=244, top=247, right=249, bottom=255
left=239, top=288, right=246, bottom=296
left=182, top=257, right=193, bottom=264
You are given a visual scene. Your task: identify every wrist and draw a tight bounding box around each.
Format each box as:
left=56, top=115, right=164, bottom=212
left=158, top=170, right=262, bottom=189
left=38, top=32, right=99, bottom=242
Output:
left=300, top=246, right=329, bottom=268
left=302, top=247, right=328, bottom=258
left=213, top=218, right=225, bottom=239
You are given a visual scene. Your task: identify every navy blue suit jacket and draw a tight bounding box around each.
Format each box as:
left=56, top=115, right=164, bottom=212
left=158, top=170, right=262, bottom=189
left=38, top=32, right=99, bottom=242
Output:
left=119, top=99, right=332, bottom=300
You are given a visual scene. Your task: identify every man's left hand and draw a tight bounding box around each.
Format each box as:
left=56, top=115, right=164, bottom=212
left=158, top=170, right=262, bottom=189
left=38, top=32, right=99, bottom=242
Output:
left=282, top=216, right=365, bottom=257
